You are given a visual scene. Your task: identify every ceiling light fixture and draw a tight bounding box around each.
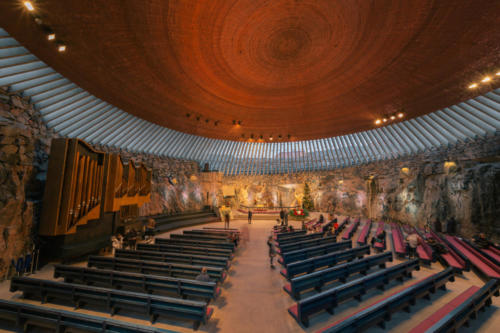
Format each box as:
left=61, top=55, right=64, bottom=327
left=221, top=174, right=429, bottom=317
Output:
left=390, top=115, right=396, bottom=120
left=375, top=119, right=381, bottom=125
left=58, top=44, right=66, bottom=52
left=481, top=76, right=491, bottom=83
left=397, top=112, right=404, bottom=118
left=47, top=33, right=56, bottom=41
left=382, top=118, right=388, bottom=123
left=24, top=1, right=34, bottom=11
left=468, top=83, right=478, bottom=89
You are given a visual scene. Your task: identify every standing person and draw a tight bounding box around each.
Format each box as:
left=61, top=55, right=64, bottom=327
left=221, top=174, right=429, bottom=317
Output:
left=224, top=212, right=230, bottom=229
left=333, top=220, right=339, bottom=234
left=434, top=218, right=442, bottom=233
left=446, top=217, right=456, bottom=235
left=284, top=211, right=289, bottom=226
left=267, top=235, right=276, bottom=268
left=248, top=210, right=253, bottom=224
left=406, top=232, right=421, bottom=259
left=279, top=210, right=285, bottom=225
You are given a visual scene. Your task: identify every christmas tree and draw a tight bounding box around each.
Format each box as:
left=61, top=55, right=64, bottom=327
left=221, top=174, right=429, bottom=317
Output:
left=302, top=182, right=314, bottom=210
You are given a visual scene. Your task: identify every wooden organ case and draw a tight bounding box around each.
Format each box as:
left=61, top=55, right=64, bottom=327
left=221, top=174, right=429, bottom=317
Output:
left=39, top=138, right=151, bottom=257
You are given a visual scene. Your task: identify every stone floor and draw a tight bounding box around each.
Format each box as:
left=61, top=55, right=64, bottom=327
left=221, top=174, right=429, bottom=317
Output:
left=0, top=218, right=498, bottom=332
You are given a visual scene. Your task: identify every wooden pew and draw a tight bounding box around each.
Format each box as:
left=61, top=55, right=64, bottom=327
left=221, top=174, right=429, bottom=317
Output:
left=137, top=243, right=233, bottom=259
left=190, top=229, right=240, bottom=235
left=274, top=230, right=307, bottom=240
left=203, top=227, right=239, bottom=231
left=278, top=236, right=337, bottom=255
left=391, top=223, right=407, bottom=258
left=429, top=230, right=468, bottom=271
left=334, top=217, right=349, bottom=236
left=0, top=299, right=176, bottom=333
left=170, top=233, right=232, bottom=242
left=341, top=218, right=360, bottom=240
left=87, top=256, right=227, bottom=282
left=423, top=279, right=499, bottom=332
left=281, top=245, right=369, bottom=280
left=155, top=237, right=235, bottom=251
left=317, top=268, right=456, bottom=332
left=183, top=230, right=232, bottom=238
left=445, top=235, right=500, bottom=279
left=357, top=220, right=372, bottom=245
left=54, top=265, right=221, bottom=302
left=482, top=245, right=500, bottom=264
left=279, top=240, right=353, bottom=266
left=288, top=259, right=420, bottom=326
left=372, top=222, right=386, bottom=251
left=115, top=249, right=230, bottom=269
left=284, top=252, right=393, bottom=300
left=10, top=277, right=213, bottom=330
left=276, top=232, right=324, bottom=247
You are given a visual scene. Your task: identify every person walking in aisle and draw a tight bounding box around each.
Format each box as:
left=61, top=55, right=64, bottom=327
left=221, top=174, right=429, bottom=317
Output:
left=279, top=210, right=285, bottom=225
left=248, top=210, right=252, bottom=224
left=267, top=235, right=276, bottom=268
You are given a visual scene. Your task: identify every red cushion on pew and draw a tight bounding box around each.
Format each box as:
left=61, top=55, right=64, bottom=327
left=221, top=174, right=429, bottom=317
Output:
left=206, top=307, right=214, bottom=319
left=288, top=304, right=299, bottom=319
left=408, top=286, right=479, bottom=333
left=284, top=283, right=292, bottom=293
left=280, top=269, right=288, bottom=278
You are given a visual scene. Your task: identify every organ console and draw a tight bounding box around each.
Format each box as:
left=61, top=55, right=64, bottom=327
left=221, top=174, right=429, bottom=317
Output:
left=39, top=139, right=151, bottom=236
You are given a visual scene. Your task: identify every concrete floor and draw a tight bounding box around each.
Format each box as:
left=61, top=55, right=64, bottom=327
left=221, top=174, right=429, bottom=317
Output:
left=0, top=218, right=498, bottom=332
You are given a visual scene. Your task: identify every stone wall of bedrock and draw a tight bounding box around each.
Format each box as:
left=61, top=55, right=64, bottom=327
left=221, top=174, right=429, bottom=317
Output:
left=223, top=135, right=500, bottom=242
left=0, top=89, right=223, bottom=278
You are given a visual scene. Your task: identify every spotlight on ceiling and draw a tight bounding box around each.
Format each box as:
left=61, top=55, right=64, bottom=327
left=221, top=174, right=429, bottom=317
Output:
left=24, top=1, right=34, bottom=11
left=382, top=118, right=388, bottom=123
left=58, top=44, right=66, bottom=52
left=468, top=83, right=478, bottom=89
left=390, top=115, right=396, bottom=120
left=397, top=112, right=404, bottom=118
left=375, top=119, right=381, bottom=125
left=481, top=76, right=491, bottom=83
left=47, top=33, right=56, bottom=41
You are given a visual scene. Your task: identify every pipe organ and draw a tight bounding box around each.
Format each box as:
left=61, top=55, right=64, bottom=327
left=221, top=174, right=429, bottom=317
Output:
left=39, top=139, right=151, bottom=236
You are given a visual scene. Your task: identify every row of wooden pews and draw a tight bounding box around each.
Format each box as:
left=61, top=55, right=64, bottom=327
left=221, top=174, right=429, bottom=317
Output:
left=4, top=226, right=240, bottom=331
left=275, top=218, right=499, bottom=332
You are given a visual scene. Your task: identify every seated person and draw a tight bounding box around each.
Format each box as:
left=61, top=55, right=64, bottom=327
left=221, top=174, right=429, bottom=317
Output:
left=145, top=218, right=156, bottom=237
left=473, top=233, right=491, bottom=249
left=371, top=230, right=386, bottom=246
left=195, top=267, right=211, bottom=282
left=426, top=237, right=448, bottom=254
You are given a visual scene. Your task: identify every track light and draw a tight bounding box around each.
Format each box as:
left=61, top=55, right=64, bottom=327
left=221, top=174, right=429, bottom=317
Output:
left=24, top=1, right=34, bottom=11
left=397, top=112, right=404, bottom=118
left=47, top=33, right=56, bottom=41
left=58, top=44, right=66, bottom=52
left=375, top=119, right=381, bottom=125
left=481, top=76, right=491, bottom=83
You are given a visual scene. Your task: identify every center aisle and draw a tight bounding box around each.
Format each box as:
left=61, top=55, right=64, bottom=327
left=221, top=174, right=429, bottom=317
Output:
left=212, top=219, right=301, bottom=333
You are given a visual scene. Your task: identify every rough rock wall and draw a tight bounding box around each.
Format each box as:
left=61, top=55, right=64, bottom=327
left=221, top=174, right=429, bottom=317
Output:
left=0, top=90, right=220, bottom=278
left=224, top=136, right=500, bottom=241
left=0, top=92, right=57, bottom=277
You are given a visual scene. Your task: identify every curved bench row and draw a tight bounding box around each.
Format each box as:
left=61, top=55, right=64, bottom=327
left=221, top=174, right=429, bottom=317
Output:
left=54, top=264, right=221, bottom=302
left=10, top=276, right=213, bottom=330
left=445, top=235, right=500, bottom=279
left=115, top=249, right=230, bottom=269
left=318, top=268, right=456, bottom=332
left=288, top=259, right=420, bottom=326
left=391, top=223, right=406, bottom=257
left=88, top=256, right=227, bottom=282
left=278, top=236, right=336, bottom=255
left=281, top=245, right=369, bottom=280
left=356, top=220, right=372, bottom=245
left=0, top=299, right=178, bottom=333
left=283, top=252, right=393, bottom=300
left=277, top=232, right=323, bottom=248
left=279, top=240, right=353, bottom=266
left=155, top=237, right=235, bottom=251
left=137, top=243, right=233, bottom=258
left=341, top=218, right=360, bottom=240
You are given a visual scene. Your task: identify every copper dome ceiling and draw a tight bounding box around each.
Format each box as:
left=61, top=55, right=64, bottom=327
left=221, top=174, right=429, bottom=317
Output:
left=1, top=0, right=500, bottom=141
